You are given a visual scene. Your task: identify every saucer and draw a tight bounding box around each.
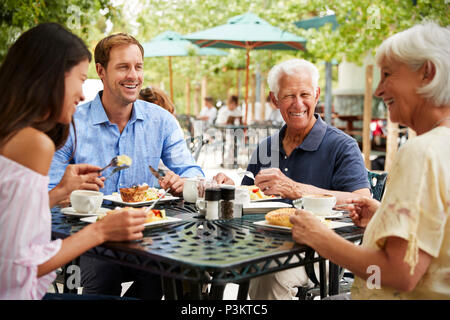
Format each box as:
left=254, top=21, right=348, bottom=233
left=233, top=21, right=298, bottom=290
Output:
left=60, top=207, right=110, bottom=217
left=312, top=210, right=344, bottom=219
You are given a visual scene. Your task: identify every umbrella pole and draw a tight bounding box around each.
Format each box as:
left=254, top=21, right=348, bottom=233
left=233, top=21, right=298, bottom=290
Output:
left=244, top=48, right=250, bottom=125
left=168, top=56, right=174, bottom=102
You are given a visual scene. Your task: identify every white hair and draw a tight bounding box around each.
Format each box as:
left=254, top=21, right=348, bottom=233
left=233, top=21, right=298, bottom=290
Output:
left=375, top=21, right=450, bottom=107
left=267, top=58, right=320, bottom=99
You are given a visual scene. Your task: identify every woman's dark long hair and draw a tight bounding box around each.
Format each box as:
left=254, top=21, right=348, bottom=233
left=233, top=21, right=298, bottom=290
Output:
left=0, top=23, right=91, bottom=150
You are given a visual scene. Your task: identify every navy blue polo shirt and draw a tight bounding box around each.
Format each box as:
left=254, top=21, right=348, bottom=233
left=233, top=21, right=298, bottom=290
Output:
left=242, top=114, right=369, bottom=193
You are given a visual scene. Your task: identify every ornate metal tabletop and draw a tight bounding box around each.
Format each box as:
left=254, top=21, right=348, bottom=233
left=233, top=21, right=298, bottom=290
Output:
left=51, top=201, right=363, bottom=299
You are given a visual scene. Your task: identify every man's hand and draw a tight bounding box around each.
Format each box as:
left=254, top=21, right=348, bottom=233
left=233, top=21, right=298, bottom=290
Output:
left=254, top=168, right=300, bottom=199
left=159, top=170, right=185, bottom=195
left=213, top=172, right=235, bottom=185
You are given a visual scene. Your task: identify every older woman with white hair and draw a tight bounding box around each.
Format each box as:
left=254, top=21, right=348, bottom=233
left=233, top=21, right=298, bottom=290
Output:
left=291, top=21, right=450, bottom=299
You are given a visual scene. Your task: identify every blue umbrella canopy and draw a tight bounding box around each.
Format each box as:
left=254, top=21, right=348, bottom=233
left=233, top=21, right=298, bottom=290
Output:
left=186, top=13, right=306, bottom=51
left=142, top=31, right=228, bottom=57
left=185, top=13, right=307, bottom=124
left=294, top=14, right=338, bottom=31
left=142, top=31, right=227, bottom=101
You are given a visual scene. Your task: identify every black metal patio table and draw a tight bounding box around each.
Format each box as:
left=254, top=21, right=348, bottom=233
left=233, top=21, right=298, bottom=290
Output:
left=51, top=200, right=364, bottom=300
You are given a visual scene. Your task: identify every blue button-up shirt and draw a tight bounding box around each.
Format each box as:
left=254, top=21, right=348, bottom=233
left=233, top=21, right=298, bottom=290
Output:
left=242, top=114, right=369, bottom=193
left=49, top=92, right=204, bottom=195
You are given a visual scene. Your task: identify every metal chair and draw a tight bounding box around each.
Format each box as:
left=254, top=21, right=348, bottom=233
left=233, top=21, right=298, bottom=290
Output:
left=367, top=170, right=388, bottom=201
left=185, top=136, right=208, bottom=162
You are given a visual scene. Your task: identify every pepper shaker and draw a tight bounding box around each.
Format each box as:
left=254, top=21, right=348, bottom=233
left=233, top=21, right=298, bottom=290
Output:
left=219, top=185, right=235, bottom=219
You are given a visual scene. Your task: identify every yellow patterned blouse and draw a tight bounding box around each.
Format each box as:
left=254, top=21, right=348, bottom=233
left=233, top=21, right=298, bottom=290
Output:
left=352, top=127, right=450, bottom=299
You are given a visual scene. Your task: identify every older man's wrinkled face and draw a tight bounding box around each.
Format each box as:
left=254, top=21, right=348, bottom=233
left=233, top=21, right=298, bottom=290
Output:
left=375, top=58, right=425, bottom=127
left=272, top=72, right=320, bottom=132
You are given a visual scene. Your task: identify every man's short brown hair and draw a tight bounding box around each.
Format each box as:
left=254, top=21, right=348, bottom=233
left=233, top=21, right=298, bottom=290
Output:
left=94, top=33, right=144, bottom=68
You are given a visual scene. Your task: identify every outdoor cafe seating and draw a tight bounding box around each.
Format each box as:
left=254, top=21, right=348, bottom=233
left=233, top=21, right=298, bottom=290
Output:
left=50, top=150, right=387, bottom=299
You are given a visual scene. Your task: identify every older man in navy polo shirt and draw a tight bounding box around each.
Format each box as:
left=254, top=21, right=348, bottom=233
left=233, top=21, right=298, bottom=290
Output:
left=215, top=58, right=370, bottom=299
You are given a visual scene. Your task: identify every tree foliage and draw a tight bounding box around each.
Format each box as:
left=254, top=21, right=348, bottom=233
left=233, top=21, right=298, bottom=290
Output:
left=1, top=0, right=448, bottom=112
left=135, top=0, right=448, bottom=111
left=0, top=0, right=117, bottom=61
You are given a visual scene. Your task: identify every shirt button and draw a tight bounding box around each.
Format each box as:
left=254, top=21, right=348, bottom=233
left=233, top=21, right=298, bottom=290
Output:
left=284, top=168, right=288, bottom=172
left=284, top=156, right=287, bottom=159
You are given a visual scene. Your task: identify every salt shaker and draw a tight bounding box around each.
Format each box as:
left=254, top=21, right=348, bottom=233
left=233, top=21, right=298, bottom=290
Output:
left=219, top=185, right=235, bottom=219
left=205, top=188, right=221, bottom=220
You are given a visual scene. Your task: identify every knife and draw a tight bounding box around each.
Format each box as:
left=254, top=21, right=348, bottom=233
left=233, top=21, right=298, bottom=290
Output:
left=149, top=165, right=166, bottom=180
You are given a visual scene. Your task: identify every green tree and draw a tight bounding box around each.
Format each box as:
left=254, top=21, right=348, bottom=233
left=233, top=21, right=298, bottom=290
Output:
left=135, top=0, right=448, bottom=113
left=0, top=0, right=117, bottom=61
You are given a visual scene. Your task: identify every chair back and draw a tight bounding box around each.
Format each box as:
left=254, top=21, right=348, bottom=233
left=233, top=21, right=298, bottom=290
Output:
left=367, top=170, right=388, bottom=201
left=185, top=136, right=206, bottom=162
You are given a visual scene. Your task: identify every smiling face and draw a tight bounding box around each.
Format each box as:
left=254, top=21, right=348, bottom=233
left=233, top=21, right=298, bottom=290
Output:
left=272, top=71, right=320, bottom=133
left=97, top=44, right=143, bottom=107
left=60, top=58, right=89, bottom=124
left=375, top=58, right=425, bottom=127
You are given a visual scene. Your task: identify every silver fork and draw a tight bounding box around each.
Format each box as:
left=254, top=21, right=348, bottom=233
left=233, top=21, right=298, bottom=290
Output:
left=98, top=156, right=120, bottom=174
left=104, top=165, right=130, bottom=179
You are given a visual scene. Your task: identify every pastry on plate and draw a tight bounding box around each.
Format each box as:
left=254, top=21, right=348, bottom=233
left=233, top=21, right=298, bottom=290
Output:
left=119, top=185, right=149, bottom=202
left=265, top=208, right=298, bottom=227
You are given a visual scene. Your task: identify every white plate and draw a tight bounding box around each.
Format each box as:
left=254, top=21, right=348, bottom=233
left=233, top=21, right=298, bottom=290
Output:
left=61, top=207, right=111, bottom=217
left=253, top=220, right=353, bottom=231
left=243, top=201, right=292, bottom=214
left=313, top=210, right=344, bottom=219
left=251, top=196, right=282, bottom=202
left=80, top=215, right=182, bottom=228
left=103, top=194, right=180, bottom=207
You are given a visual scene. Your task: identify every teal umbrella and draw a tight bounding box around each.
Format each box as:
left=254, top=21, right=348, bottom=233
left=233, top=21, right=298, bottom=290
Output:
left=142, top=31, right=227, bottom=101
left=294, top=14, right=338, bottom=31
left=294, top=14, right=339, bottom=125
left=185, top=13, right=307, bottom=124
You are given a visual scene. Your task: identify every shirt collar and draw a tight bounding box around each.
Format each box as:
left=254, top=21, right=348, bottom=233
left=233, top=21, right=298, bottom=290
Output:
left=273, top=113, right=328, bottom=154
left=90, top=91, right=145, bottom=125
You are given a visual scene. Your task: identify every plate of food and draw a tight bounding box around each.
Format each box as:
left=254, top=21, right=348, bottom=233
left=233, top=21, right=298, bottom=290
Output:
left=240, top=185, right=282, bottom=202
left=103, top=184, right=179, bottom=207
left=80, top=208, right=182, bottom=227
left=243, top=201, right=292, bottom=214
left=253, top=208, right=353, bottom=231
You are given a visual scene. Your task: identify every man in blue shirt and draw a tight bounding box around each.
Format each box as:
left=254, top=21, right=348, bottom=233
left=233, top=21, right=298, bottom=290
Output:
left=49, top=33, right=203, bottom=299
left=215, top=58, right=370, bottom=299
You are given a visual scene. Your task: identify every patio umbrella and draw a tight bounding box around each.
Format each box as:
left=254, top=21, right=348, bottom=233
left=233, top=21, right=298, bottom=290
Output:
left=294, top=14, right=338, bottom=125
left=142, top=31, right=227, bottom=102
left=185, top=12, right=307, bottom=124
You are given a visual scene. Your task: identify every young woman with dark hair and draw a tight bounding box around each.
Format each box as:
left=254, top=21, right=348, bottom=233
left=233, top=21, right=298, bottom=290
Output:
left=0, top=23, right=147, bottom=299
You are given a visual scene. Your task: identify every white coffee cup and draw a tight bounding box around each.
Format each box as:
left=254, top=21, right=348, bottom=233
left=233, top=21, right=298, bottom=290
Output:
left=183, top=178, right=199, bottom=203
left=70, top=190, right=103, bottom=213
left=297, top=194, right=336, bottom=216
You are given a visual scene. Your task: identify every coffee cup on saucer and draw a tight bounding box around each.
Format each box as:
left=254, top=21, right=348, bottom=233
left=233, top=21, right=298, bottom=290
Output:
left=70, top=190, right=103, bottom=214
left=294, top=194, right=336, bottom=216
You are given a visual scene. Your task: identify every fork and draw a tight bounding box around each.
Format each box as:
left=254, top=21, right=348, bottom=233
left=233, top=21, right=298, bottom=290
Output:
left=237, top=168, right=255, bottom=181
left=104, top=165, right=130, bottom=179
left=98, top=156, right=120, bottom=174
